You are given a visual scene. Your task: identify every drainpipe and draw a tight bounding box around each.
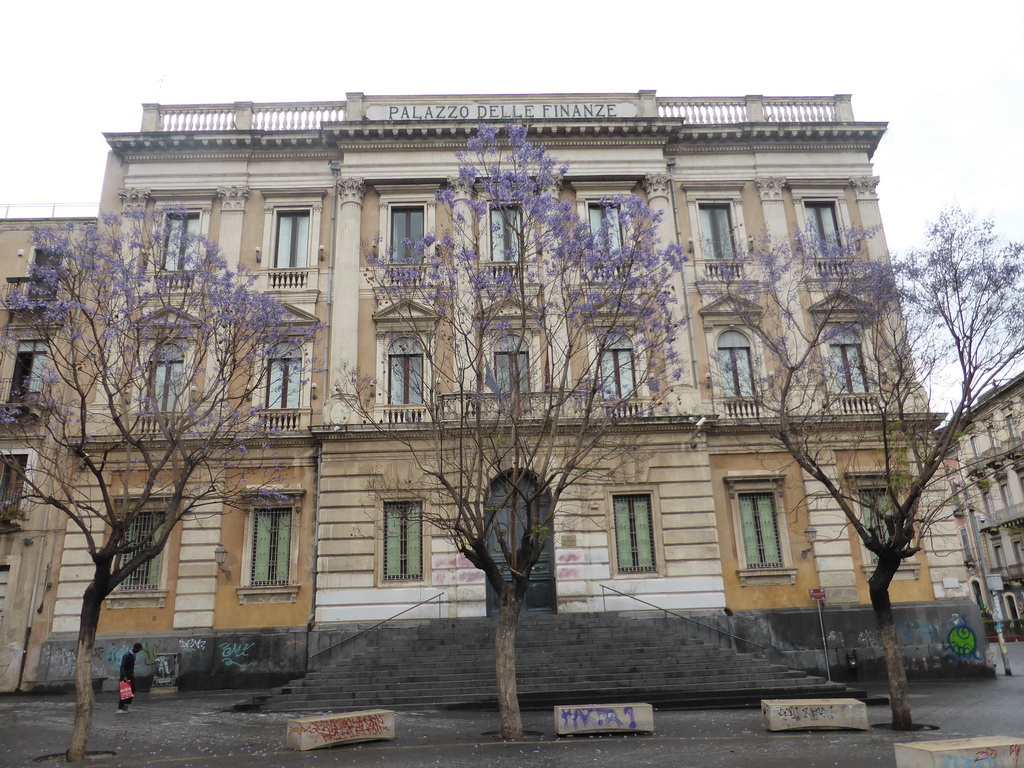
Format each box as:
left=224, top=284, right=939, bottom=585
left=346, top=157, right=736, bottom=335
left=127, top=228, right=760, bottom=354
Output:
left=665, top=158, right=700, bottom=390
left=969, top=507, right=1013, bottom=675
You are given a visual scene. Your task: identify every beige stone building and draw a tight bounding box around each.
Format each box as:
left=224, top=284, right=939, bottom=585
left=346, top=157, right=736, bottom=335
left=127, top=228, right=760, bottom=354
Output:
left=1, top=91, right=982, bottom=691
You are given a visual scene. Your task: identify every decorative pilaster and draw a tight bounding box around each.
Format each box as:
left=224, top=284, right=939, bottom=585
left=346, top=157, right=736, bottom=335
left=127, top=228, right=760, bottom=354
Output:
left=331, top=177, right=366, bottom=379
left=755, top=177, right=788, bottom=241
left=644, top=173, right=692, bottom=389
left=216, top=186, right=250, bottom=268
left=850, top=176, right=888, bottom=260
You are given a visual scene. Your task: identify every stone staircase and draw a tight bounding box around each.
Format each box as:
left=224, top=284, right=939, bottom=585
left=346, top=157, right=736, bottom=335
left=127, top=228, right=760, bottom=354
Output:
left=260, top=611, right=853, bottom=712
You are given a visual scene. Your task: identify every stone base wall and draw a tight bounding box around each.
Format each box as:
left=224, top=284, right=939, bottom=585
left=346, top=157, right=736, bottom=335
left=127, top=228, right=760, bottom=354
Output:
left=31, top=628, right=307, bottom=693
left=708, top=600, right=992, bottom=682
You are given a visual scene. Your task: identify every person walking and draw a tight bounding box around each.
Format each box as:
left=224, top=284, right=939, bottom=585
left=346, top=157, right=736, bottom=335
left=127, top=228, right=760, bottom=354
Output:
left=117, top=642, right=143, bottom=713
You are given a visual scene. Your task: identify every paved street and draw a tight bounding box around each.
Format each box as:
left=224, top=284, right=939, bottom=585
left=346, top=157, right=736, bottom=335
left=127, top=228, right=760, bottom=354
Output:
left=2, top=644, right=1021, bottom=768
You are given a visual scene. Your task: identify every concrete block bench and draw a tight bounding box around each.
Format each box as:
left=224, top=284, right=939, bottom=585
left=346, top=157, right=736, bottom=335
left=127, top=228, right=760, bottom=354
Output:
left=894, top=737, right=1023, bottom=767
left=761, top=698, right=868, bottom=731
left=286, top=709, right=395, bottom=751
left=555, top=703, right=654, bottom=735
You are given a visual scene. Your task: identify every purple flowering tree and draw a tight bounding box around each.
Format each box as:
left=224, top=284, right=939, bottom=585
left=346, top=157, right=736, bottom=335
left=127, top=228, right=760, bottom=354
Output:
left=698, top=206, right=1024, bottom=729
left=344, top=125, right=682, bottom=739
left=0, top=210, right=317, bottom=761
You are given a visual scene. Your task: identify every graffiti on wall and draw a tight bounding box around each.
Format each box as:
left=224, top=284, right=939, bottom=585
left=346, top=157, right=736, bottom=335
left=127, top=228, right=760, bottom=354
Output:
left=218, top=642, right=256, bottom=669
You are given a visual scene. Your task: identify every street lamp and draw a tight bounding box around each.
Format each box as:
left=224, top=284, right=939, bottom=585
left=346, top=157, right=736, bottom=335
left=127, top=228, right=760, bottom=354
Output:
left=214, top=544, right=231, bottom=580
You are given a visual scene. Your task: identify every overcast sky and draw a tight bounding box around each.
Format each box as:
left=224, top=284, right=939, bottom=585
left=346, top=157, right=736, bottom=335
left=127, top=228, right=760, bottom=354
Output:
left=4, top=0, right=1021, bottom=254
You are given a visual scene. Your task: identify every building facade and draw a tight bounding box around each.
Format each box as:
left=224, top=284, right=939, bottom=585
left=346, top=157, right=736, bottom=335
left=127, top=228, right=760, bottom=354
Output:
left=951, top=374, right=1024, bottom=632
left=1, top=91, right=984, bottom=692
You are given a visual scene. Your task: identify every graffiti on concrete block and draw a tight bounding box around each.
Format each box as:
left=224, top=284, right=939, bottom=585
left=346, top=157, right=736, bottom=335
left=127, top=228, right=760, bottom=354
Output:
left=153, top=654, right=178, bottom=687
left=290, top=713, right=391, bottom=744
left=560, top=706, right=637, bottom=731
left=219, top=641, right=256, bottom=668
left=179, top=638, right=207, bottom=652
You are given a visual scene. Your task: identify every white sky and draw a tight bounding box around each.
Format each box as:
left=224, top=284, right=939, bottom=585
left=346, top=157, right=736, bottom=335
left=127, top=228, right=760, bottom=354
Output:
left=4, top=0, right=1022, bottom=253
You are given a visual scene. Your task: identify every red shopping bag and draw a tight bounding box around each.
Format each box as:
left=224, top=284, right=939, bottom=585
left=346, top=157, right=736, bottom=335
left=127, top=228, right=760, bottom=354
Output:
left=119, top=680, right=133, bottom=700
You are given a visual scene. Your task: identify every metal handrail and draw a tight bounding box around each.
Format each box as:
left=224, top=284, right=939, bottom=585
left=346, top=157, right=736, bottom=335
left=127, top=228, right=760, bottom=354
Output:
left=599, top=584, right=768, bottom=651
left=309, top=592, right=446, bottom=661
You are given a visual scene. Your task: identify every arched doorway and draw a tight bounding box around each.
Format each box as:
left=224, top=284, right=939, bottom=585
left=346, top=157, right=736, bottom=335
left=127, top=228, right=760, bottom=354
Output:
left=485, top=472, right=556, bottom=615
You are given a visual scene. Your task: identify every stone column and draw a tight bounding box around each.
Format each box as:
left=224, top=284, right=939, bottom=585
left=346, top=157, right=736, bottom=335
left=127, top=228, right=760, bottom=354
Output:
left=850, top=176, right=889, bottom=261
left=643, top=172, right=694, bottom=392
left=216, top=186, right=249, bottom=269
left=329, top=178, right=366, bottom=380
left=755, top=177, right=788, bottom=241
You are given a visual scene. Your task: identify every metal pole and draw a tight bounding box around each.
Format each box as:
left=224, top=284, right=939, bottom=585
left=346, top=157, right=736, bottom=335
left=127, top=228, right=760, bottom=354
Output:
left=970, top=507, right=1013, bottom=675
left=817, top=600, right=831, bottom=682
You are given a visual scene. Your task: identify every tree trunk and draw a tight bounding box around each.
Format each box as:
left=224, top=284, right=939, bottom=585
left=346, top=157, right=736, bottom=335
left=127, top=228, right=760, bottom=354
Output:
left=65, top=582, right=105, bottom=761
left=494, top=586, right=525, bottom=740
left=868, top=558, right=913, bottom=730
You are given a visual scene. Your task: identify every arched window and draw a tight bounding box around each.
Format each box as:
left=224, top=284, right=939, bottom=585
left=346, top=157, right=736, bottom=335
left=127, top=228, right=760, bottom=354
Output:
left=717, top=330, right=753, bottom=397
left=493, top=336, right=529, bottom=395
left=388, top=338, right=423, bottom=405
left=267, top=343, right=302, bottom=410
left=600, top=333, right=635, bottom=398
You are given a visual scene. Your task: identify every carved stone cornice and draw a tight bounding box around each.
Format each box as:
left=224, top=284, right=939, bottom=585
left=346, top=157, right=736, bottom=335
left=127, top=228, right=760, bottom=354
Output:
left=850, top=176, right=880, bottom=201
left=755, top=177, right=786, bottom=201
left=642, top=173, right=673, bottom=200
left=216, top=186, right=250, bottom=212
left=338, top=178, right=365, bottom=204
left=118, top=187, right=151, bottom=210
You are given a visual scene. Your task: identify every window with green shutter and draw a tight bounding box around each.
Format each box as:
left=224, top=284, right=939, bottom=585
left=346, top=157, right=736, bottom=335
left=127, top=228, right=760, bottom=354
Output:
left=384, top=501, right=422, bottom=580
left=251, top=508, right=292, bottom=586
left=738, top=492, right=782, bottom=568
left=613, top=494, right=656, bottom=573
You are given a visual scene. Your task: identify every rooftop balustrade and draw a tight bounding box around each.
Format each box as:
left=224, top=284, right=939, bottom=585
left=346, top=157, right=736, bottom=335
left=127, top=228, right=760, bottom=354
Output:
left=140, top=94, right=857, bottom=133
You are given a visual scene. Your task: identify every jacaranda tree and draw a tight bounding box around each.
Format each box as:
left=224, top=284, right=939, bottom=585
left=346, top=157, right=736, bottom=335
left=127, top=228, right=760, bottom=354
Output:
left=341, top=124, right=683, bottom=738
left=0, top=209, right=317, bottom=760
left=698, top=206, right=1024, bottom=729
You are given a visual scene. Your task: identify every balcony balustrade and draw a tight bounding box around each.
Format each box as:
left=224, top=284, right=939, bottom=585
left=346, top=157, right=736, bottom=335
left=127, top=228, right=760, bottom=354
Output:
left=719, top=397, right=761, bottom=420
left=377, top=404, right=428, bottom=425
left=435, top=392, right=655, bottom=422
left=700, top=259, right=745, bottom=281
left=982, top=501, right=1024, bottom=530
left=258, top=267, right=320, bottom=294
left=829, top=393, right=880, bottom=416
left=259, top=408, right=310, bottom=433
left=992, top=562, right=1024, bottom=583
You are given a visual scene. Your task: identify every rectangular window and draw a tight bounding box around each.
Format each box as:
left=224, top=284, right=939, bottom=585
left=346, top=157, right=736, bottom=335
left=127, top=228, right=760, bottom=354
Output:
left=494, top=349, right=529, bottom=394
left=152, top=350, right=185, bottom=412
left=388, top=352, right=423, bottom=405
left=162, top=212, right=200, bottom=271
left=275, top=211, right=310, bottom=269
left=613, top=494, right=656, bottom=573
left=738, top=492, right=782, bottom=568
left=859, top=488, right=893, bottom=561
left=490, top=206, right=521, bottom=262
left=0, top=565, right=8, bottom=618
left=1000, top=482, right=1012, bottom=509
left=600, top=346, right=636, bottom=398
left=805, top=202, right=839, bottom=246
left=384, top=501, right=422, bottom=580
left=267, top=353, right=301, bottom=409
left=9, top=341, right=47, bottom=403
left=699, top=204, right=734, bottom=260
left=121, top=510, right=162, bottom=590
left=829, top=338, right=868, bottom=393
left=0, top=454, right=28, bottom=515
left=588, top=203, right=621, bottom=250
left=251, top=508, right=292, bottom=586
left=390, top=207, right=425, bottom=263
left=29, top=249, right=61, bottom=298
left=960, top=528, right=974, bottom=563
left=993, top=542, right=1004, bottom=570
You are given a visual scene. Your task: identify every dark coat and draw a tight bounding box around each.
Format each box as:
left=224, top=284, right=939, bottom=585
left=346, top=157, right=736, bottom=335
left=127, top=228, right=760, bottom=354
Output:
left=119, top=649, right=136, bottom=682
